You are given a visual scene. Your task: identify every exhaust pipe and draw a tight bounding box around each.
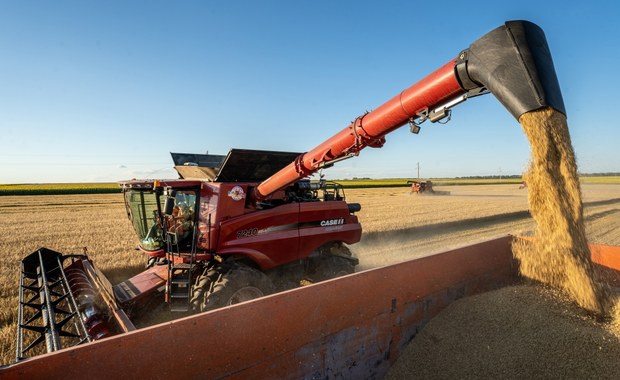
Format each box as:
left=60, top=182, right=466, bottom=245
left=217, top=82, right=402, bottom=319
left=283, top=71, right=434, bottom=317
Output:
left=455, top=20, right=566, bottom=119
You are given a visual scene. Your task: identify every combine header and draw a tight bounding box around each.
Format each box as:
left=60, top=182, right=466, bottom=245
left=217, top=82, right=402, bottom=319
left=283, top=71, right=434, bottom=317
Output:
left=11, top=20, right=572, bottom=368
left=16, top=249, right=134, bottom=361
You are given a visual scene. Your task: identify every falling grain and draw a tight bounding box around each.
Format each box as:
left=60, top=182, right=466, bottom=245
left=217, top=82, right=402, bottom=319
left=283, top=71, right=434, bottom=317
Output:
left=513, top=107, right=612, bottom=314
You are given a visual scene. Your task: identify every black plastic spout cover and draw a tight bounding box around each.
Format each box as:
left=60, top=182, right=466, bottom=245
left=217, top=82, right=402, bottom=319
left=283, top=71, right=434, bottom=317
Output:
left=456, top=20, right=566, bottom=120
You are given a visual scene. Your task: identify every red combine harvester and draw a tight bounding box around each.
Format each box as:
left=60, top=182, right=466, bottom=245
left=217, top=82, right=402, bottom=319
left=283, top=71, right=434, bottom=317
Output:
left=14, top=20, right=568, bottom=364
left=120, top=149, right=362, bottom=313
left=407, top=180, right=434, bottom=194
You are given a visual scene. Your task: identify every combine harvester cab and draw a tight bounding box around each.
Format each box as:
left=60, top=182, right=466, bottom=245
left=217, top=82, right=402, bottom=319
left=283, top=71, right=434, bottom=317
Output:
left=5, top=20, right=614, bottom=378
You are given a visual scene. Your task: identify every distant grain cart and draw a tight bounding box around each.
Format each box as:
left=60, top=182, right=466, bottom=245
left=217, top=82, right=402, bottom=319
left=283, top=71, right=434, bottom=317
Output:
left=407, top=180, right=450, bottom=195
left=407, top=180, right=434, bottom=193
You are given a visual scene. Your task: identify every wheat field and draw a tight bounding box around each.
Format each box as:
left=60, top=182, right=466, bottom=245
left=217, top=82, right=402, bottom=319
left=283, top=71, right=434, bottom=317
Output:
left=1, top=183, right=619, bottom=365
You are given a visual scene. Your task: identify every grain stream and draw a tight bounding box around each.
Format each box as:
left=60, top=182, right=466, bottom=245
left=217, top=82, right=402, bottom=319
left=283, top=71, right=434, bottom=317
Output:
left=513, top=108, right=614, bottom=314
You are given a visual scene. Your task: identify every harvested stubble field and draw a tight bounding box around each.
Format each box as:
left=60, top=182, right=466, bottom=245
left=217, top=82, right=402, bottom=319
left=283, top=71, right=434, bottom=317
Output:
left=0, top=183, right=619, bottom=368
left=349, top=183, right=620, bottom=269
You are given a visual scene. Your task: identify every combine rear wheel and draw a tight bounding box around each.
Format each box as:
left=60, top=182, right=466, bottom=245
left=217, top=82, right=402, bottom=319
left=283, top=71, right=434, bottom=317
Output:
left=307, top=244, right=357, bottom=282
left=309, top=256, right=356, bottom=282
left=193, top=263, right=274, bottom=312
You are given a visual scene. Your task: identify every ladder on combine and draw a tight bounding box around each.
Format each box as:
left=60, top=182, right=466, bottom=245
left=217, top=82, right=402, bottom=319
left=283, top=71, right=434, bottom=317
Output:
left=165, top=228, right=196, bottom=313
left=16, top=249, right=90, bottom=361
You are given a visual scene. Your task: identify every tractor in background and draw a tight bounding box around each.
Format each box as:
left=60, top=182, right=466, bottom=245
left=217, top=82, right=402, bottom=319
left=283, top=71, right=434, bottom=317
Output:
left=407, top=180, right=434, bottom=194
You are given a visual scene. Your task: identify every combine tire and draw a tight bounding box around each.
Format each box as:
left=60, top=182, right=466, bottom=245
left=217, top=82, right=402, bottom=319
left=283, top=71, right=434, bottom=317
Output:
left=194, top=263, right=274, bottom=312
left=308, top=255, right=356, bottom=282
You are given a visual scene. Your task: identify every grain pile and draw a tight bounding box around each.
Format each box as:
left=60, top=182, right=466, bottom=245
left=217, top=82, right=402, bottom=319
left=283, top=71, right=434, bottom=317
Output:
left=385, top=285, right=620, bottom=379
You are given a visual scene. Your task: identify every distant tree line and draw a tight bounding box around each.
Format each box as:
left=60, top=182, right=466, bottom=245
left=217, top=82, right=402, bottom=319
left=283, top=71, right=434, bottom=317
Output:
left=453, top=175, right=522, bottom=180
left=443, top=173, right=620, bottom=179
left=345, top=173, right=620, bottom=181
left=579, top=172, right=620, bottom=177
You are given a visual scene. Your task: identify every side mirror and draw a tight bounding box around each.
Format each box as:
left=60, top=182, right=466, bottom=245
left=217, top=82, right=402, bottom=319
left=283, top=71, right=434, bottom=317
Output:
left=164, top=196, right=176, bottom=215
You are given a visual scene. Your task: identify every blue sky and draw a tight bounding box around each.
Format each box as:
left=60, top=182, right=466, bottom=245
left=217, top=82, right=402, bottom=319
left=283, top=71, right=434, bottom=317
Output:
left=1, top=1, right=619, bottom=183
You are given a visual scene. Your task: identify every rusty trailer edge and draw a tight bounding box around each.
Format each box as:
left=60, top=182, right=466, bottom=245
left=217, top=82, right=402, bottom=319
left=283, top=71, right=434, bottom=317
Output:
left=0, top=236, right=550, bottom=379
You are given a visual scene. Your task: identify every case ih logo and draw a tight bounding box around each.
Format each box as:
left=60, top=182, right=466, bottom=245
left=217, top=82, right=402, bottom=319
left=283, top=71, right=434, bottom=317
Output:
left=320, top=218, right=345, bottom=227
left=228, top=186, right=246, bottom=201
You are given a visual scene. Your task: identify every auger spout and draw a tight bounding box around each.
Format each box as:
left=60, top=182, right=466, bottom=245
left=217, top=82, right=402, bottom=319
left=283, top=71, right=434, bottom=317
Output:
left=455, top=20, right=566, bottom=119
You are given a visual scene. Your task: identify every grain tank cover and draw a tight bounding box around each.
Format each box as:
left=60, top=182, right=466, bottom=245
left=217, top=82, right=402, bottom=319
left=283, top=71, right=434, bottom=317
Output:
left=171, top=150, right=301, bottom=182
left=171, top=152, right=226, bottom=181
left=215, top=149, right=301, bottom=182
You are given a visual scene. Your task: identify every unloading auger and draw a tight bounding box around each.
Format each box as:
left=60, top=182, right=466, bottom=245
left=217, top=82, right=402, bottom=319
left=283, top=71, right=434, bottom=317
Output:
left=253, top=20, right=565, bottom=199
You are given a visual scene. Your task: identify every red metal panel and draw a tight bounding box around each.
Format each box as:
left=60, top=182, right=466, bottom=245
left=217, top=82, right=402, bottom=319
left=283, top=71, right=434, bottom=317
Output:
left=590, top=244, right=620, bottom=286
left=591, top=244, right=620, bottom=271
left=197, top=182, right=217, bottom=251
left=217, top=202, right=300, bottom=269
left=113, top=264, right=167, bottom=306
left=217, top=183, right=249, bottom=219
left=1, top=236, right=516, bottom=379
left=297, top=201, right=362, bottom=252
